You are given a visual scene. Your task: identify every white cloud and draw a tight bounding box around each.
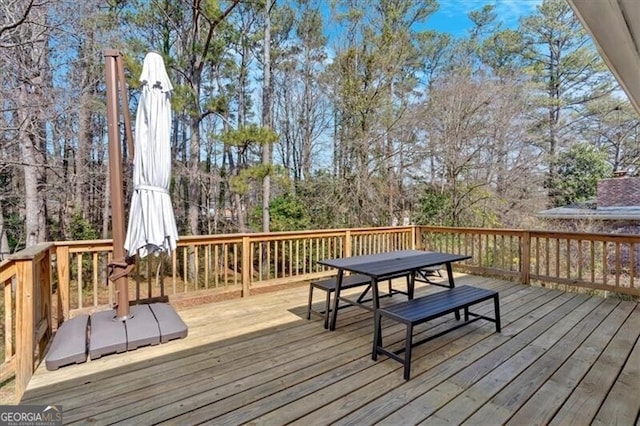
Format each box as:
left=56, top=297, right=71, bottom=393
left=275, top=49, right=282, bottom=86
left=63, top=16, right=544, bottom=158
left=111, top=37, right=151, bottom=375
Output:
left=495, top=0, right=542, bottom=22
left=437, top=0, right=542, bottom=23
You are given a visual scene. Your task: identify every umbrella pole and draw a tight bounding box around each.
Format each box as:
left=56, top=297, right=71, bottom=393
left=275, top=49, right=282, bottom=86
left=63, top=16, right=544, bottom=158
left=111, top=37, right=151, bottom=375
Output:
left=105, top=50, right=131, bottom=320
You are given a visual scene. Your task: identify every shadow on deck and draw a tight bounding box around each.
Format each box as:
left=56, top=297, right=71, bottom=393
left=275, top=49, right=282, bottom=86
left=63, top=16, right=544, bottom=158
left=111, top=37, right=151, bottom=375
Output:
left=21, top=274, right=640, bottom=425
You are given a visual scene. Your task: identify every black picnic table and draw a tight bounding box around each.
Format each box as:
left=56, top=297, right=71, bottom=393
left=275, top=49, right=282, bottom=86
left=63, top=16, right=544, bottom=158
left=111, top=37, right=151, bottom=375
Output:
left=317, top=250, right=471, bottom=331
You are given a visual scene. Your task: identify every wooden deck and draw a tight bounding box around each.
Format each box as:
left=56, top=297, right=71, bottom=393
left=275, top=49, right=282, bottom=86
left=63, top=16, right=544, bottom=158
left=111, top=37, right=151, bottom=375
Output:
left=21, top=274, right=640, bottom=425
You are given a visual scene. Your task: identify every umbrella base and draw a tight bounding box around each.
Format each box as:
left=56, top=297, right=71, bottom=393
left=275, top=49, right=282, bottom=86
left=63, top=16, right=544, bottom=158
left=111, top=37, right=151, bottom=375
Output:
left=45, top=302, right=188, bottom=370
left=45, top=314, right=90, bottom=370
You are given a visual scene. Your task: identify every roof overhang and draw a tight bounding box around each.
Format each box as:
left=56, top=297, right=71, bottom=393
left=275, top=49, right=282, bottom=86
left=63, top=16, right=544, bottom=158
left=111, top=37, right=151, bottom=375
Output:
left=568, top=0, right=640, bottom=114
left=537, top=206, right=640, bottom=221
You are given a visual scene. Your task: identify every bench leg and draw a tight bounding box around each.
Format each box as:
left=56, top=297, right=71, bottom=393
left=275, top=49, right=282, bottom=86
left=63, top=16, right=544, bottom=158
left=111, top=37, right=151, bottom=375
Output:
left=372, top=312, right=382, bottom=361
left=329, top=270, right=343, bottom=331
left=307, top=284, right=314, bottom=320
left=404, top=324, right=413, bottom=380
left=443, top=263, right=461, bottom=320
left=324, top=288, right=331, bottom=329
left=494, top=294, right=501, bottom=332
left=307, top=283, right=335, bottom=330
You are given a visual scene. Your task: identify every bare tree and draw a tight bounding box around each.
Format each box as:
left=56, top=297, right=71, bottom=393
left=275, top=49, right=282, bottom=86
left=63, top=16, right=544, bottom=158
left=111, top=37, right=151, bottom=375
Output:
left=261, top=0, right=273, bottom=232
left=417, top=71, right=544, bottom=227
left=4, top=2, right=51, bottom=246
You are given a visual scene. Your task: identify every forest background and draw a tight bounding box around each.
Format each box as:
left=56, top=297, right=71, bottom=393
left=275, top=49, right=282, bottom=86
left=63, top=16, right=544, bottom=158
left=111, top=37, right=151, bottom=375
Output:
left=1, top=0, right=639, bottom=258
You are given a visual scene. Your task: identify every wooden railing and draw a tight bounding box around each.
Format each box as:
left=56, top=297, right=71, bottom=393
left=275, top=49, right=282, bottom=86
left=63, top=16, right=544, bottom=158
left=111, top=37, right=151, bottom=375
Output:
left=2, top=225, right=640, bottom=401
left=50, top=227, right=415, bottom=320
left=1, top=243, right=54, bottom=400
left=418, top=226, right=640, bottom=297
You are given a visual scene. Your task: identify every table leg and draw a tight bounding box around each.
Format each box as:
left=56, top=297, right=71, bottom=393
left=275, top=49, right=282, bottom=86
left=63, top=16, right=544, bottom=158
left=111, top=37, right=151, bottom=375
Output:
left=446, top=262, right=455, bottom=288
left=408, top=271, right=415, bottom=299
left=371, top=277, right=380, bottom=310
left=329, top=269, right=344, bottom=331
left=446, top=262, right=461, bottom=320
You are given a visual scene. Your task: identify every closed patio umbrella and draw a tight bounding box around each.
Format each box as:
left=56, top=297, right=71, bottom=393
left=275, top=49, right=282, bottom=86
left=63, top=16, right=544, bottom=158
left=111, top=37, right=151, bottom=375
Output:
left=124, top=52, right=178, bottom=258
left=45, top=51, right=186, bottom=368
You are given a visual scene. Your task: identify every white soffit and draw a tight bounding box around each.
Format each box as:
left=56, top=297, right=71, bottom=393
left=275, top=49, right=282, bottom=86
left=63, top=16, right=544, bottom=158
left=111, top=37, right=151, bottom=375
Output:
left=568, top=0, right=640, bottom=114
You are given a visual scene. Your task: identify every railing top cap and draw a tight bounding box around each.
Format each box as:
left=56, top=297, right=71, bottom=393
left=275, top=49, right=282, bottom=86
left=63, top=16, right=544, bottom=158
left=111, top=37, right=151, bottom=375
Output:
left=8, top=243, right=55, bottom=261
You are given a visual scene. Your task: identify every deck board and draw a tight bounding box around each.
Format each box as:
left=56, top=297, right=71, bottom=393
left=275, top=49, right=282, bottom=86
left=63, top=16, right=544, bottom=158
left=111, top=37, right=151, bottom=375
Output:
left=20, top=274, right=640, bottom=425
left=371, top=291, right=583, bottom=425
left=549, top=303, right=640, bottom=426
left=426, top=296, right=613, bottom=424
left=592, top=306, right=640, bottom=425
left=467, top=297, right=624, bottom=425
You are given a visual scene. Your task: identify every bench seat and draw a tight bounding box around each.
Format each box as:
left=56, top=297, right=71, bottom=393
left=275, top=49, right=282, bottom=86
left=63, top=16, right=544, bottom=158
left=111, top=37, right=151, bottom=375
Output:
left=307, top=274, right=373, bottom=329
left=373, top=285, right=500, bottom=379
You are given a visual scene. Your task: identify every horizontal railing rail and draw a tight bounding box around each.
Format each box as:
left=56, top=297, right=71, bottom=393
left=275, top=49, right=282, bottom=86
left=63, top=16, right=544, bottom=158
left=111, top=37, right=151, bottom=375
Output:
left=3, top=225, right=640, bottom=402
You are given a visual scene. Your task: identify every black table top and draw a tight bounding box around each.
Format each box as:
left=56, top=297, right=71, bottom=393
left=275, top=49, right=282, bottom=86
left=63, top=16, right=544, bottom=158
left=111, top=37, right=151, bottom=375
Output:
left=318, top=250, right=471, bottom=279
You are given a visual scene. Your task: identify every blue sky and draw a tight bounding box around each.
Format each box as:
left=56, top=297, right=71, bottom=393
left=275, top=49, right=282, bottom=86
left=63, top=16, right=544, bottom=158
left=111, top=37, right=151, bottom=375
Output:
left=324, top=0, right=545, bottom=44
left=424, top=0, right=543, bottom=36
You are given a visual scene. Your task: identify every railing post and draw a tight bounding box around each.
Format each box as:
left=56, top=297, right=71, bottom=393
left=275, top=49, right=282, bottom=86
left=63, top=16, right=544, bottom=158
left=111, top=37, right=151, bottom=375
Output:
left=242, top=236, right=251, bottom=297
left=2, top=264, right=16, bottom=376
left=56, top=245, right=70, bottom=323
left=413, top=226, right=422, bottom=250
left=344, top=230, right=352, bottom=258
left=14, top=257, right=35, bottom=399
left=3, top=283, right=13, bottom=359
left=39, top=249, right=53, bottom=357
left=521, top=231, right=531, bottom=285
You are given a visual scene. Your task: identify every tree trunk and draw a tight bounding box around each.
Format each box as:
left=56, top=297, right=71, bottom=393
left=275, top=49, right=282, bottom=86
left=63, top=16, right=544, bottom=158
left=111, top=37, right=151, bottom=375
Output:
left=261, top=0, right=272, bottom=233
left=18, top=122, right=47, bottom=245
left=0, top=205, right=9, bottom=260
left=76, top=68, right=93, bottom=215
left=17, top=89, right=48, bottom=246
left=302, top=48, right=313, bottom=180
left=188, top=115, right=201, bottom=236
left=13, top=6, right=49, bottom=247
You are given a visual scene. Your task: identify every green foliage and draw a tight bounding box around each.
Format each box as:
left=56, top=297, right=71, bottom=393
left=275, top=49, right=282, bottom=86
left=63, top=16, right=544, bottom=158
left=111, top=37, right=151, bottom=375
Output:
left=481, top=29, right=523, bottom=72
left=297, top=8, right=326, bottom=49
left=220, top=124, right=279, bottom=147
left=4, top=213, right=24, bottom=253
left=69, top=211, right=100, bottom=241
left=295, top=171, right=343, bottom=229
left=553, top=143, right=612, bottom=207
left=230, top=165, right=273, bottom=195
left=413, top=186, right=452, bottom=226
left=223, top=124, right=280, bottom=196
left=249, top=193, right=311, bottom=232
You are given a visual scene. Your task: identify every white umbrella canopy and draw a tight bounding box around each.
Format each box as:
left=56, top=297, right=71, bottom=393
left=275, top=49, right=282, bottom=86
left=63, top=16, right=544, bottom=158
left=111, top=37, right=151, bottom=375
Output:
left=124, top=52, right=178, bottom=258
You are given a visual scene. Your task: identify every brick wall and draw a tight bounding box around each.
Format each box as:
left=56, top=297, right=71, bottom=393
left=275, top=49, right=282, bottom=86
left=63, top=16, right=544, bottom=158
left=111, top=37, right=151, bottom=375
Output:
left=597, top=177, right=640, bottom=207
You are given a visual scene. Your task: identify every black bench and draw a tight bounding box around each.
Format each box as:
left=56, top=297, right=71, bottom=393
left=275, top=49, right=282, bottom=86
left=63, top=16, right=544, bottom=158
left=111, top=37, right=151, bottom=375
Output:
left=373, top=285, right=501, bottom=380
left=307, top=274, right=377, bottom=329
